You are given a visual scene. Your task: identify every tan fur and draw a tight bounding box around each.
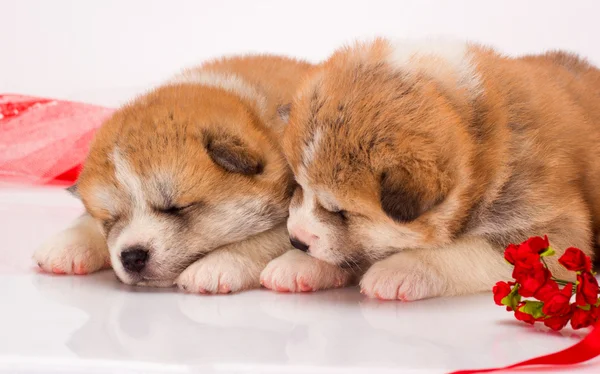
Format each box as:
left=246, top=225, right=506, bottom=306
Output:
left=283, top=38, right=600, bottom=300
left=35, top=55, right=316, bottom=293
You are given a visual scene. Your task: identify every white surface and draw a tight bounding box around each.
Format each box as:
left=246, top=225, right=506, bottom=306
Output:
left=2, top=0, right=600, bottom=107
left=0, top=186, right=598, bottom=374
left=2, top=1, right=600, bottom=372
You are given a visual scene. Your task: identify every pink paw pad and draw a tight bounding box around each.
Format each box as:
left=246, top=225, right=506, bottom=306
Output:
left=297, top=279, right=313, bottom=292
left=197, top=287, right=208, bottom=294
left=51, top=267, right=66, bottom=275
left=218, top=284, right=231, bottom=294
left=274, top=284, right=290, bottom=293
left=73, top=263, right=87, bottom=275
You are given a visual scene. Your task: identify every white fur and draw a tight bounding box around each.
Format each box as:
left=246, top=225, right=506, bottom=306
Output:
left=385, top=38, right=482, bottom=99
left=301, top=128, right=322, bottom=166
left=360, top=236, right=512, bottom=300
left=171, top=70, right=268, bottom=118
left=33, top=214, right=109, bottom=274
left=260, top=249, right=352, bottom=292
left=111, top=148, right=145, bottom=208
left=88, top=185, right=120, bottom=216
left=287, top=186, right=339, bottom=264
left=176, top=224, right=290, bottom=293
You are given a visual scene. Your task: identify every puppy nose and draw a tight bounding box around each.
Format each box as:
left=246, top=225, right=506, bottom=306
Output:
left=121, top=246, right=149, bottom=272
left=290, top=237, right=310, bottom=252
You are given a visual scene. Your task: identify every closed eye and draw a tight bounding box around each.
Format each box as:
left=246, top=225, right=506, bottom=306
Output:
left=157, top=203, right=198, bottom=215
left=330, top=208, right=349, bottom=222
left=102, top=216, right=121, bottom=232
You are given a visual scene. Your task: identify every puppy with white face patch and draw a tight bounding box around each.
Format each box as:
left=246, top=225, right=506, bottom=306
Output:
left=34, top=55, right=338, bottom=293
left=271, top=38, right=600, bottom=300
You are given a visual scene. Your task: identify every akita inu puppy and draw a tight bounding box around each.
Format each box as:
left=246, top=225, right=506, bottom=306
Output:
left=34, top=55, right=318, bottom=293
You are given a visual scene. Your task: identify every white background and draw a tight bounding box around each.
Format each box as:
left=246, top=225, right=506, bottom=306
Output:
left=2, top=0, right=599, bottom=106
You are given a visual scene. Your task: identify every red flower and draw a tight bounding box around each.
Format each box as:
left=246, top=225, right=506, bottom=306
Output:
left=515, top=262, right=551, bottom=297
left=576, top=272, right=599, bottom=306
left=534, top=279, right=559, bottom=302
left=514, top=309, right=537, bottom=325
left=505, top=243, right=542, bottom=266
left=542, top=283, right=572, bottom=316
left=493, top=281, right=512, bottom=306
left=520, top=235, right=550, bottom=254
left=559, top=247, right=592, bottom=272
left=544, top=313, right=572, bottom=331
left=504, top=244, right=522, bottom=265
left=570, top=306, right=596, bottom=329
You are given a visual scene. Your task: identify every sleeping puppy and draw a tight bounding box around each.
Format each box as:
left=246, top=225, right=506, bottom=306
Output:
left=34, top=54, right=325, bottom=293
left=268, top=38, right=600, bottom=300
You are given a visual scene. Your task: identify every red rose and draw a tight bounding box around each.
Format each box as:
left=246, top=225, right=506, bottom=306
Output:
left=534, top=279, right=559, bottom=302
left=515, top=263, right=551, bottom=297
left=571, top=306, right=596, bottom=329
left=504, top=244, right=521, bottom=265
left=542, top=283, right=572, bottom=316
left=520, top=235, right=550, bottom=254
left=576, top=272, right=599, bottom=306
left=505, top=243, right=541, bottom=266
left=544, top=313, right=572, bottom=331
left=559, top=247, right=592, bottom=272
left=493, top=281, right=512, bottom=306
left=514, top=309, right=537, bottom=325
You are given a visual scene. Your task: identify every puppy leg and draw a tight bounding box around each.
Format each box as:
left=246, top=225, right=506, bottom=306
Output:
left=360, top=236, right=512, bottom=301
left=260, top=250, right=355, bottom=293
left=34, top=213, right=110, bottom=275
left=175, top=224, right=289, bottom=294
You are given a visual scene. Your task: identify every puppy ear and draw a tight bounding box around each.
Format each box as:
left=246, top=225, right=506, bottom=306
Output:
left=379, top=168, right=446, bottom=223
left=379, top=171, right=423, bottom=222
left=66, top=183, right=81, bottom=199
left=277, top=103, right=291, bottom=124
left=203, top=131, right=264, bottom=175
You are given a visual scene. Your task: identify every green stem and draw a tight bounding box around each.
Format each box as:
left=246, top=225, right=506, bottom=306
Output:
left=541, top=257, right=575, bottom=289
left=541, top=257, right=550, bottom=269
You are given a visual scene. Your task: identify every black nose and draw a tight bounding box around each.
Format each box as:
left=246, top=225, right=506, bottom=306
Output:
left=121, top=246, right=149, bottom=272
left=290, top=237, right=309, bottom=252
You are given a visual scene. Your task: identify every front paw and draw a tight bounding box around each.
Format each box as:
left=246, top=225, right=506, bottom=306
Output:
left=33, top=228, right=110, bottom=275
left=260, top=250, right=352, bottom=293
left=175, top=254, right=260, bottom=294
left=359, top=253, right=444, bottom=301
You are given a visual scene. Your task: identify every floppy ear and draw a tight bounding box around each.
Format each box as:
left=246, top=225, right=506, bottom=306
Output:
left=203, top=131, right=264, bottom=175
left=66, top=183, right=81, bottom=199
left=379, top=168, right=445, bottom=223
left=380, top=171, right=423, bottom=222
left=277, top=103, right=291, bottom=124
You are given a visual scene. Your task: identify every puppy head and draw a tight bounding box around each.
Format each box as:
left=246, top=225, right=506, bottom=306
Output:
left=283, top=38, right=480, bottom=266
left=76, top=84, right=292, bottom=285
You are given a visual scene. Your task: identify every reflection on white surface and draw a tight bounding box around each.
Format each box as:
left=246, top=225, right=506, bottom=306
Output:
left=0, top=187, right=597, bottom=373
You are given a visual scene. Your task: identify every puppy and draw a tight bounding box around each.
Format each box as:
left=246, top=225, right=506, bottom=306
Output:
left=272, top=38, right=600, bottom=300
left=34, top=54, right=324, bottom=293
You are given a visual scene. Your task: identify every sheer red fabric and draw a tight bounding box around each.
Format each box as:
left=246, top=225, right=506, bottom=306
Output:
left=0, top=94, right=114, bottom=185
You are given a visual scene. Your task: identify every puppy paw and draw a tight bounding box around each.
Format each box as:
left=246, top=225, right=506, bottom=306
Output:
left=260, top=250, right=352, bottom=293
left=34, top=226, right=110, bottom=275
left=359, top=253, right=444, bottom=301
left=175, top=252, right=260, bottom=294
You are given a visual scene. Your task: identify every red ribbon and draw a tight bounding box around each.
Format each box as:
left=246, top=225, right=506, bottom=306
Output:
left=449, top=321, right=600, bottom=374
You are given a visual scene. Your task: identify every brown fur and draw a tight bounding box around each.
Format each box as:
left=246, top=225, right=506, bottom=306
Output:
left=283, top=38, right=600, bottom=299
left=36, top=55, right=315, bottom=292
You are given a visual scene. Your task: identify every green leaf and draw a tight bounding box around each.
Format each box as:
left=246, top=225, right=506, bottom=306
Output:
left=577, top=304, right=592, bottom=311
left=519, top=300, right=546, bottom=319
left=501, top=294, right=520, bottom=310
left=501, top=285, right=521, bottom=310
left=539, top=246, right=555, bottom=257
